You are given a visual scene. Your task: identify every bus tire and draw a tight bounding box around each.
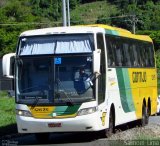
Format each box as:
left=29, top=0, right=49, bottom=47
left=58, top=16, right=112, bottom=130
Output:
left=145, top=107, right=149, bottom=125
left=140, top=104, right=148, bottom=126
left=105, top=110, right=115, bottom=137
left=35, top=133, right=50, bottom=143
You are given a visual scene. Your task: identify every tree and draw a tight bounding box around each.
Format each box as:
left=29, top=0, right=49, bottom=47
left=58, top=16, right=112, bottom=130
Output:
left=30, top=0, right=61, bottom=21
left=137, top=1, right=160, bottom=30
left=3, top=0, right=33, bottom=22
left=0, top=0, right=159, bottom=57
left=138, top=30, right=160, bottom=51
left=0, top=0, right=7, bottom=7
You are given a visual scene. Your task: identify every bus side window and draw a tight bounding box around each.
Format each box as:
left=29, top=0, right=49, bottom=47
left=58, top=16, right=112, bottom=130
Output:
left=115, top=43, right=122, bottom=66
left=128, top=44, right=135, bottom=67
left=142, top=44, right=147, bottom=67
left=107, top=43, right=112, bottom=66
left=148, top=44, right=155, bottom=67
left=132, top=43, right=139, bottom=67
left=106, top=37, right=115, bottom=67
left=144, top=45, right=150, bottom=67
left=139, top=43, right=146, bottom=67
left=122, top=41, right=131, bottom=67
left=97, top=33, right=106, bottom=104
left=144, top=43, right=154, bottom=67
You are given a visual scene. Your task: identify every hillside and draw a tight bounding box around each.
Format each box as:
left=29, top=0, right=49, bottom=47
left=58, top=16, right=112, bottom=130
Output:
left=70, top=1, right=118, bottom=24
left=0, top=0, right=160, bottom=56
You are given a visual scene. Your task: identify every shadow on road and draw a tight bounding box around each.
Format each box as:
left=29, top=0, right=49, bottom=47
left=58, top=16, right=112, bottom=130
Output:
left=14, top=132, right=99, bottom=145
left=50, top=132, right=98, bottom=143
left=0, top=124, right=17, bottom=138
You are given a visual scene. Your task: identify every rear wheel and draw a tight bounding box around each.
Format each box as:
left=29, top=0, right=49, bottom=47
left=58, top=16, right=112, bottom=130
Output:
left=140, top=104, right=148, bottom=126
left=145, top=107, right=149, bottom=125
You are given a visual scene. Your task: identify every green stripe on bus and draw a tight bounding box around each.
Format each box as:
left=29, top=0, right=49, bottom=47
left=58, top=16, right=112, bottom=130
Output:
left=50, top=105, right=80, bottom=116
left=105, top=30, right=119, bottom=35
left=122, top=69, right=135, bottom=112
left=116, top=68, right=135, bottom=113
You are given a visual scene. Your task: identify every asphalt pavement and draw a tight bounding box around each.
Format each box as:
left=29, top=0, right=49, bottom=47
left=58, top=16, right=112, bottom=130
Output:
left=1, top=115, right=160, bottom=146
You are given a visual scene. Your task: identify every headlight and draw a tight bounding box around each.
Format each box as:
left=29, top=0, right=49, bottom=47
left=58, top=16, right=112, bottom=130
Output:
left=16, top=109, right=32, bottom=117
left=77, top=107, right=97, bottom=116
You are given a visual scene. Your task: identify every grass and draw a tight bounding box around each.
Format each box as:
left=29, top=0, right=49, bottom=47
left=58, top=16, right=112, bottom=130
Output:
left=70, top=1, right=118, bottom=24
left=0, top=91, right=17, bottom=137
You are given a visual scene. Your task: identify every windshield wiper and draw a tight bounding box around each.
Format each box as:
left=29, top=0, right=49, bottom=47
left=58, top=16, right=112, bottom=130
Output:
left=19, top=88, right=48, bottom=107
left=28, top=90, right=46, bottom=109
left=31, top=96, right=40, bottom=109
left=56, top=79, right=74, bottom=106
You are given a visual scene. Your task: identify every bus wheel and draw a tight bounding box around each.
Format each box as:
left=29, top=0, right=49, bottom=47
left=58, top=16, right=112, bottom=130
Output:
left=140, top=104, right=148, bottom=126
left=35, top=133, right=50, bottom=143
left=145, top=107, right=149, bottom=125
left=105, top=110, right=115, bottom=137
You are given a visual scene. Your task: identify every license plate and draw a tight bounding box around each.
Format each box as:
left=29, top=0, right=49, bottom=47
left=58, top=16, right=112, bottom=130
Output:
left=48, top=123, right=61, bottom=128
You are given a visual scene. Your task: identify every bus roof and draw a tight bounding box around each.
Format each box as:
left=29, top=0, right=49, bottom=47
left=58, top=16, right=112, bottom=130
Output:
left=20, top=26, right=104, bottom=37
left=85, top=24, right=152, bottom=42
left=20, top=24, right=152, bottom=43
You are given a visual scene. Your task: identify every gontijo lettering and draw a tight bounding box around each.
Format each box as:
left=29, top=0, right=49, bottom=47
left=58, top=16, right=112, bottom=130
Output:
left=132, top=72, right=147, bottom=83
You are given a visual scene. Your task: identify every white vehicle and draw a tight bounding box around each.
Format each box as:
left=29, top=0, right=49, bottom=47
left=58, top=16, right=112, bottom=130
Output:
left=2, top=24, right=157, bottom=142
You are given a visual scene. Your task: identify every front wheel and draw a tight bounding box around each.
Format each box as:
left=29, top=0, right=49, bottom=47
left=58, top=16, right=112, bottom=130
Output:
left=104, top=111, right=115, bottom=138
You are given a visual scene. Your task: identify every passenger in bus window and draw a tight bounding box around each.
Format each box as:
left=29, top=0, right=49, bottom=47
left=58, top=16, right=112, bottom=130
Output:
left=144, top=47, right=150, bottom=67
left=115, top=48, right=122, bottom=66
left=108, top=54, right=115, bottom=67
left=106, top=41, right=115, bottom=67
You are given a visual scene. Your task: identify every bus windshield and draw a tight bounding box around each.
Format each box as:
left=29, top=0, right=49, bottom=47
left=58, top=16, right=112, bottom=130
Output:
left=16, top=55, right=95, bottom=105
left=18, top=34, right=94, bottom=55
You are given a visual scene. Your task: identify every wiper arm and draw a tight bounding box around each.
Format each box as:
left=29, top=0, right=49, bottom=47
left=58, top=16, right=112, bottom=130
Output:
left=32, top=96, right=40, bottom=108
left=20, top=90, right=47, bottom=108
left=60, top=90, right=74, bottom=105
left=56, top=79, right=74, bottom=106
left=30, top=90, right=45, bottom=108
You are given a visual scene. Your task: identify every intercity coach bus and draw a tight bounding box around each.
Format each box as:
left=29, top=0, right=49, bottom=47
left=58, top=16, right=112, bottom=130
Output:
left=3, top=24, right=157, bottom=141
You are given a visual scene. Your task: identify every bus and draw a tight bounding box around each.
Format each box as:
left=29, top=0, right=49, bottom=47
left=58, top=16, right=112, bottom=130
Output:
left=2, top=24, right=157, bottom=141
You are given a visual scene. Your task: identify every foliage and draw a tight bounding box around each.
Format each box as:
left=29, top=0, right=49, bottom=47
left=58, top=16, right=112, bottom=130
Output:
left=137, top=30, right=160, bottom=51
left=71, top=1, right=118, bottom=25
left=0, top=0, right=160, bottom=57
left=0, top=96, right=16, bottom=127
left=109, top=1, right=160, bottom=33
left=137, top=1, right=160, bottom=30
left=156, top=50, right=160, bottom=71
left=0, top=94, right=17, bottom=136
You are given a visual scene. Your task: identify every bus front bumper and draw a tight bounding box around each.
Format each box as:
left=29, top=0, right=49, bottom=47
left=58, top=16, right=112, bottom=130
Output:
left=16, top=112, right=104, bottom=133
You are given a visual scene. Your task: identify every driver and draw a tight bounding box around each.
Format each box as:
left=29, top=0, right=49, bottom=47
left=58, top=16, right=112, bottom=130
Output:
left=79, top=68, right=88, bottom=81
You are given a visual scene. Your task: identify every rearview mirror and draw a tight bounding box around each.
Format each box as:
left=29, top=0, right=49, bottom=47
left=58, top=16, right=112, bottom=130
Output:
left=93, top=49, right=101, bottom=74
left=2, top=53, right=15, bottom=78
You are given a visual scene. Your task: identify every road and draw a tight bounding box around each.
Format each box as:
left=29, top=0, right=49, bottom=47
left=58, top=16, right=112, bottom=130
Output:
left=149, top=115, right=160, bottom=125
left=1, top=132, right=108, bottom=146
left=1, top=116, right=160, bottom=146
